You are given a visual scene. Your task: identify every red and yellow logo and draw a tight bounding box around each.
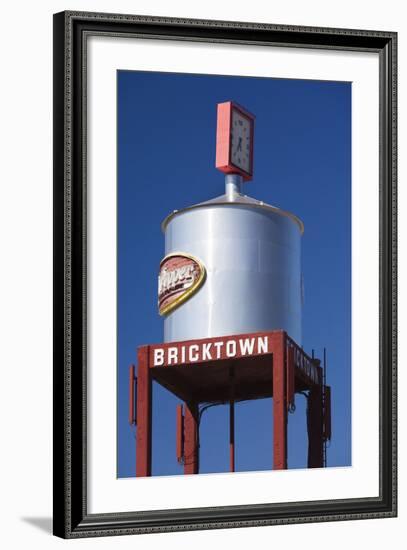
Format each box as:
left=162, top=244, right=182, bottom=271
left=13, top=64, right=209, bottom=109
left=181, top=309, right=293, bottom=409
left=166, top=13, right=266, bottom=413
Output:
left=158, top=253, right=206, bottom=316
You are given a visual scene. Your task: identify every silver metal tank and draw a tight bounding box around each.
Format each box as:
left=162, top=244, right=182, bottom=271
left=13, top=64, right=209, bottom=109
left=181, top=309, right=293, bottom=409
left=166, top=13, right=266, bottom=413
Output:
left=161, top=175, right=304, bottom=344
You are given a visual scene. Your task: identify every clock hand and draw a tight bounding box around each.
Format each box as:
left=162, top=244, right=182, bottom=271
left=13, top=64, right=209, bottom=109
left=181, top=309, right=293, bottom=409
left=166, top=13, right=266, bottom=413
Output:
left=237, top=137, right=242, bottom=152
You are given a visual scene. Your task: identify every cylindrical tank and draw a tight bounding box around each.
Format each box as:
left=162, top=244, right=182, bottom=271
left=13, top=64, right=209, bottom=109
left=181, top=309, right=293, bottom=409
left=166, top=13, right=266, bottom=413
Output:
left=161, top=177, right=304, bottom=344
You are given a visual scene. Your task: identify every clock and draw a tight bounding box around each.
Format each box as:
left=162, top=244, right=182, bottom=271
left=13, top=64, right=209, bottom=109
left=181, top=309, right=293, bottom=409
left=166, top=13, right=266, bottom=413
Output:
left=215, top=101, right=255, bottom=181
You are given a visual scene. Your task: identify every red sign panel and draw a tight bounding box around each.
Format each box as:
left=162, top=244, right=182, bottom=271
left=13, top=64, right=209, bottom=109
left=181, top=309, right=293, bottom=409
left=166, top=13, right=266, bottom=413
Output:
left=149, top=331, right=322, bottom=386
left=151, top=332, right=272, bottom=367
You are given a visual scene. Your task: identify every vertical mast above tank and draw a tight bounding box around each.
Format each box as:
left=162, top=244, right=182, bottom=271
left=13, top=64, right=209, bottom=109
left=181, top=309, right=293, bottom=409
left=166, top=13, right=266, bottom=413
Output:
left=225, top=174, right=243, bottom=201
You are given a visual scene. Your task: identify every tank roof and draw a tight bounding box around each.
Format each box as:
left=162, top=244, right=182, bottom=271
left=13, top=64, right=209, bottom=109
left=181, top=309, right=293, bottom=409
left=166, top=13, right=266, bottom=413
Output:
left=161, top=192, right=304, bottom=234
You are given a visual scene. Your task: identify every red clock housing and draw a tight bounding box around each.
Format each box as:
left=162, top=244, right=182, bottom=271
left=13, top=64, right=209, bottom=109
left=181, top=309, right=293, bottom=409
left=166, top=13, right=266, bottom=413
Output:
left=215, top=101, right=255, bottom=181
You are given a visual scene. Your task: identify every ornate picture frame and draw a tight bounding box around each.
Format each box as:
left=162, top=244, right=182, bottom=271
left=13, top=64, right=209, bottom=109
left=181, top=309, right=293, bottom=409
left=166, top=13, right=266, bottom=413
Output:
left=53, top=11, right=397, bottom=538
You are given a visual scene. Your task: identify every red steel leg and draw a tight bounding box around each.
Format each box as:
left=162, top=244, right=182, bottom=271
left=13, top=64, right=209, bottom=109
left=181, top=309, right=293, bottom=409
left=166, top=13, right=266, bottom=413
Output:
left=308, top=386, right=324, bottom=468
left=286, top=346, right=295, bottom=410
left=272, top=332, right=288, bottom=470
left=128, top=364, right=136, bottom=425
left=230, top=398, right=235, bottom=472
left=176, top=404, right=184, bottom=464
left=136, top=346, right=152, bottom=477
left=184, top=402, right=199, bottom=475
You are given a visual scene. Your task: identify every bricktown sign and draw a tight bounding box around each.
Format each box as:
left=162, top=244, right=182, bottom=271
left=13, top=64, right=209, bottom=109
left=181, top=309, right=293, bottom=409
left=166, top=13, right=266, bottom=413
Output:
left=151, top=332, right=321, bottom=385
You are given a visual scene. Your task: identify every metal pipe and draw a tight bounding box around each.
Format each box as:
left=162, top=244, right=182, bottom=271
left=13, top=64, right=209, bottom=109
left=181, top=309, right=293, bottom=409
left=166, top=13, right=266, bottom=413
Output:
left=225, top=174, right=243, bottom=200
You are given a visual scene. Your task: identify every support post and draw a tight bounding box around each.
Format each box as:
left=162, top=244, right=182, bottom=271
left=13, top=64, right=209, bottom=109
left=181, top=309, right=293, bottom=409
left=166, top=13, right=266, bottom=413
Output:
left=323, top=385, right=332, bottom=441
left=308, top=386, right=324, bottom=468
left=272, top=332, right=288, bottom=470
left=230, top=399, right=235, bottom=472
left=128, top=364, right=136, bottom=425
left=230, top=366, right=235, bottom=472
left=176, top=404, right=184, bottom=464
left=287, top=346, right=295, bottom=410
left=136, top=346, right=152, bottom=477
left=184, top=402, right=199, bottom=474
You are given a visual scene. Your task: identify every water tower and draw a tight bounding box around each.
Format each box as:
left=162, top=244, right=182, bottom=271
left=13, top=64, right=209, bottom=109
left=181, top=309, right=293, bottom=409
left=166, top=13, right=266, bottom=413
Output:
left=129, top=101, right=331, bottom=476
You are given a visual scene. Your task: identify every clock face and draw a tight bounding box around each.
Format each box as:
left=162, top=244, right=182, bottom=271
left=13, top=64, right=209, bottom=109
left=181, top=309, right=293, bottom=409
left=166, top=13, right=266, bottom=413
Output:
left=231, top=109, right=252, bottom=174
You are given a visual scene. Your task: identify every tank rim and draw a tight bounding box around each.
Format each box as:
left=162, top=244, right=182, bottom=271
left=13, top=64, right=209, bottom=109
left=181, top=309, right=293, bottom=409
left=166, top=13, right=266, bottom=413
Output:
left=161, top=194, right=304, bottom=235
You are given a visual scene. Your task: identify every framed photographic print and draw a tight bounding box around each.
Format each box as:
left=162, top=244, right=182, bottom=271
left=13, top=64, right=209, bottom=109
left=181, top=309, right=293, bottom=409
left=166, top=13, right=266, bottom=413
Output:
left=53, top=11, right=397, bottom=538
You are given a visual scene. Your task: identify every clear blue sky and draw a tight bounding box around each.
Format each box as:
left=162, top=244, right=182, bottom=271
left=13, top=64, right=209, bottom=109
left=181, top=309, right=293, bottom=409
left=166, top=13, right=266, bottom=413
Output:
left=117, top=70, right=351, bottom=478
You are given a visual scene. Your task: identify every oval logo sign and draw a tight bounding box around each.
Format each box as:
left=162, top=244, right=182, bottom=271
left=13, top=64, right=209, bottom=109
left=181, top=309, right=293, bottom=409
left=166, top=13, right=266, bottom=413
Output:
left=158, top=253, right=206, bottom=316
